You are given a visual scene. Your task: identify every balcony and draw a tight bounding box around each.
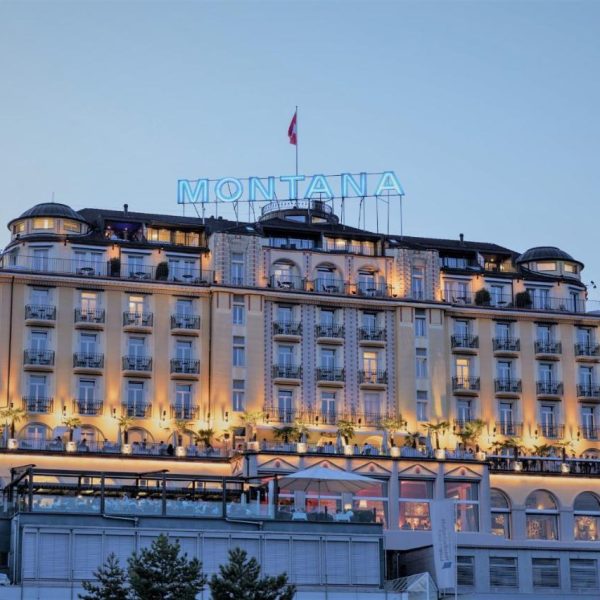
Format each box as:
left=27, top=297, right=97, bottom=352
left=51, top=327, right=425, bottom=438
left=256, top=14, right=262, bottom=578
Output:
left=170, top=358, right=200, bottom=375
left=311, top=278, right=345, bottom=294
left=170, top=314, right=200, bottom=330
left=349, top=282, right=391, bottom=298
left=123, top=312, right=154, bottom=328
left=493, top=338, right=521, bottom=352
left=263, top=405, right=297, bottom=424
left=537, top=423, right=565, bottom=439
left=577, top=384, right=600, bottom=400
left=122, top=402, right=152, bottom=418
left=74, top=308, right=105, bottom=325
left=323, top=240, right=376, bottom=256
left=575, top=343, right=600, bottom=358
left=73, top=353, right=105, bottom=369
left=170, top=405, right=199, bottom=420
left=535, top=340, right=562, bottom=355
left=74, top=399, right=103, bottom=416
left=452, top=376, right=480, bottom=393
left=581, top=426, right=600, bottom=441
left=358, top=327, right=386, bottom=342
left=494, top=378, right=522, bottom=394
left=272, top=321, right=302, bottom=336
left=272, top=364, right=302, bottom=380
left=536, top=381, right=563, bottom=396
left=23, top=350, right=55, bottom=367
left=451, top=334, right=479, bottom=350
left=22, top=396, right=53, bottom=414
left=268, top=275, right=305, bottom=291
left=495, top=421, right=523, bottom=437
left=315, top=324, right=345, bottom=339
left=122, top=355, right=153, bottom=372
left=316, top=367, right=345, bottom=383
left=24, top=304, right=56, bottom=321
left=358, top=370, right=388, bottom=385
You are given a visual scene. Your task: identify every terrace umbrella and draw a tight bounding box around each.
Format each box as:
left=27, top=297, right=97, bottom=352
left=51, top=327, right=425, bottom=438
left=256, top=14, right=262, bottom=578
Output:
left=278, top=465, right=378, bottom=515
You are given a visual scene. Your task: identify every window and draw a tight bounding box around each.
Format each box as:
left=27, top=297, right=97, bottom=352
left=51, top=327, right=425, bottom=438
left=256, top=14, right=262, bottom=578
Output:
left=498, top=402, right=515, bottom=434
left=168, top=257, right=197, bottom=281
left=320, top=348, right=337, bottom=370
left=31, top=288, right=49, bottom=306
left=80, top=333, right=97, bottom=354
left=232, top=380, right=245, bottom=412
left=32, top=248, right=49, bottom=271
left=230, top=253, right=245, bottom=285
left=175, top=384, right=193, bottom=415
left=496, top=360, right=513, bottom=382
left=444, top=279, right=469, bottom=301
left=33, top=218, right=54, bottom=230
left=564, top=263, right=578, bottom=274
left=581, top=406, right=597, bottom=439
left=176, top=298, right=192, bottom=316
left=363, top=392, right=381, bottom=422
left=78, top=379, right=96, bottom=413
left=445, top=480, right=479, bottom=532
left=456, top=399, right=472, bottom=424
left=442, top=256, right=468, bottom=269
left=362, top=350, right=379, bottom=374
left=277, top=390, right=293, bottom=423
left=321, top=391, right=336, bottom=424
left=455, top=357, right=470, bottom=380
left=495, top=322, right=511, bottom=340
left=320, top=308, right=335, bottom=326
left=362, top=311, right=377, bottom=332
left=233, top=336, right=246, bottom=367
left=489, top=557, right=518, bottom=589
left=232, top=295, right=245, bottom=325
left=399, top=479, right=433, bottom=530
left=457, top=556, right=474, bottom=587
left=490, top=489, right=511, bottom=538
left=13, top=221, right=25, bottom=234
left=30, top=331, right=48, bottom=352
left=530, top=288, right=550, bottom=309
left=124, top=254, right=145, bottom=277
left=574, top=492, right=600, bottom=541
left=278, top=345, right=294, bottom=366
left=353, top=480, right=388, bottom=525
left=28, top=375, right=47, bottom=398
left=128, top=336, right=145, bottom=357
left=415, top=348, right=427, bottom=378
left=411, top=267, right=424, bottom=299
left=128, top=295, right=145, bottom=315
left=416, top=391, right=428, bottom=422
left=176, top=340, right=193, bottom=360
left=570, top=559, right=598, bottom=591
left=277, top=305, right=293, bottom=323
left=539, top=403, right=557, bottom=436
left=126, top=381, right=146, bottom=417
left=537, top=262, right=557, bottom=271
left=147, top=228, right=171, bottom=243
left=63, top=220, right=80, bottom=233
left=577, top=327, right=593, bottom=347
left=579, top=366, right=595, bottom=387
left=454, top=319, right=469, bottom=336
left=80, top=291, right=98, bottom=314
left=490, top=285, right=505, bottom=306
left=526, top=490, right=559, bottom=540
left=532, top=558, right=560, bottom=589
left=414, top=314, right=426, bottom=338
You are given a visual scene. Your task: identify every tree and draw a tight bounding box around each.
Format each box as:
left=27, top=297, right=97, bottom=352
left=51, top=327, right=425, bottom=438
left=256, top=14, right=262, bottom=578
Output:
left=172, top=419, right=193, bottom=446
left=336, top=419, right=355, bottom=445
left=0, top=405, right=27, bottom=439
left=455, top=419, right=486, bottom=449
left=380, top=416, right=405, bottom=448
left=196, top=427, right=215, bottom=451
left=422, top=421, right=449, bottom=450
left=62, top=416, right=82, bottom=442
left=209, top=547, right=295, bottom=600
left=117, top=415, right=133, bottom=444
left=79, top=553, right=129, bottom=600
left=292, top=419, right=309, bottom=443
left=273, top=426, right=295, bottom=444
left=240, top=410, right=264, bottom=441
left=127, top=534, right=206, bottom=600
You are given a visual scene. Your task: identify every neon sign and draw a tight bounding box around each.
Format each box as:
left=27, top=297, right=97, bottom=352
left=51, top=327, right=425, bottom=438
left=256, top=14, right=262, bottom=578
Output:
left=177, top=171, right=404, bottom=204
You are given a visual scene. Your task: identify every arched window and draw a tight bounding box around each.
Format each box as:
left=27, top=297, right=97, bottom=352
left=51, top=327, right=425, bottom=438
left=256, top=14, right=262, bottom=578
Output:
left=525, top=490, right=559, bottom=540
left=313, top=263, right=343, bottom=293
left=574, top=492, right=600, bottom=541
left=490, top=488, right=511, bottom=538
left=270, top=260, right=301, bottom=290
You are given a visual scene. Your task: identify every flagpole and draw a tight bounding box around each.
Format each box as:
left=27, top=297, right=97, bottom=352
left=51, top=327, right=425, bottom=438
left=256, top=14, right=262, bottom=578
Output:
left=295, top=105, right=299, bottom=177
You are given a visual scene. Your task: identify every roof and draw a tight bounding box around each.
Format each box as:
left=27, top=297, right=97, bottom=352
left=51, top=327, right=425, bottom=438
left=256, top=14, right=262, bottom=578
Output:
left=516, top=246, right=581, bottom=265
left=9, top=203, right=89, bottom=227
left=387, top=234, right=518, bottom=256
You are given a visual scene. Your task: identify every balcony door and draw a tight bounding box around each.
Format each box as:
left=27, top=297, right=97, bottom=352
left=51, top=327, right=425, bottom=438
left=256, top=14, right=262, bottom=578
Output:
left=32, top=248, right=49, bottom=272
left=455, top=358, right=470, bottom=381
left=80, top=333, right=97, bottom=355
left=537, top=324, right=553, bottom=344
left=128, top=295, right=145, bottom=315
left=358, top=271, right=376, bottom=294
left=78, top=379, right=96, bottom=412
left=176, top=298, right=192, bottom=317
left=578, top=328, right=592, bottom=347
left=277, top=390, right=293, bottom=423
left=127, top=382, right=145, bottom=416
left=497, top=361, right=512, bottom=383
left=30, top=288, right=49, bottom=306
left=277, top=345, right=294, bottom=368
left=495, top=322, right=510, bottom=341
left=30, top=331, right=48, bottom=352
left=28, top=375, right=47, bottom=400
left=362, top=351, right=379, bottom=375
left=457, top=399, right=472, bottom=424
left=321, top=348, right=336, bottom=370
left=80, top=291, right=98, bottom=314
left=364, top=392, right=381, bottom=421
left=277, top=306, right=293, bottom=324
left=499, top=402, right=514, bottom=431
left=321, top=391, right=336, bottom=424
left=530, top=288, right=550, bottom=309
left=175, top=384, right=193, bottom=417
left=454, top=320, right=469, bottom=337
left=176, top=341, right=193, bottom=361
left=582, top=406, right=596, bottom=437
left=540, top=404, right=556, bottom=431
left=579, top=366, right=594, bottom=388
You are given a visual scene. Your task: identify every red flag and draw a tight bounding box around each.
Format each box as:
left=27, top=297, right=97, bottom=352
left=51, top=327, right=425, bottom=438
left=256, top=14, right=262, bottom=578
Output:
left=288, top=111, right=297, bottom=145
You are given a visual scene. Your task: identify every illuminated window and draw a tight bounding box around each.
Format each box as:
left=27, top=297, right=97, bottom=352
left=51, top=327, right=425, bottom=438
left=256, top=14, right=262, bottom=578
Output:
left=13, top=221, right=25, bottom=234
left=232, top=380, right=245, bottom=412
left=537, top=262, right=557, bottom=271
left=399, top=479, right=433, bottom=530
left=33, top=218, right=54, bottom=230
left=445, top=480, right=479, bottom=532
left=525, top=490, right=559, bottom=540
left=564, top=263, right=577, bottom=273
left=353, top=480, right=388, bottom=525
left=574, top=492, right=600, bottom=541
left=490, top=489, right=511, bottom=538
left=63, top=220, right=80, bottom=233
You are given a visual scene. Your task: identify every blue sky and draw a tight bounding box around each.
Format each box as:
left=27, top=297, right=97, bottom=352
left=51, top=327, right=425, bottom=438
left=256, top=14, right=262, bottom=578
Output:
left=1, top=1, right=599, bottom=298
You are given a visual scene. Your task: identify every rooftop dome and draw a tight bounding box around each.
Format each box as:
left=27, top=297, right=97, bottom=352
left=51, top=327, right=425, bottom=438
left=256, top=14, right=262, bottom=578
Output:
left=8, top=202, right=88, bottom=227
left=516, top=246, right=581, bottom=266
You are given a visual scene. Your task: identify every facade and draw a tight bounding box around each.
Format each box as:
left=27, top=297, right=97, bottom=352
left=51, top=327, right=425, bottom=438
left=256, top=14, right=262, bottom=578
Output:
left=0, top=199, right=599, bottom=598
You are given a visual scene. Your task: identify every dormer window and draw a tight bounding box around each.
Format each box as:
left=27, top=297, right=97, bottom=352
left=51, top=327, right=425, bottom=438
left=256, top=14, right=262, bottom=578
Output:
left=564, top=263, right=578, bottom=274
left=63, top=220, right=81, bottom=233
left=33, top=218, right=54, bottom=230
left=537, top=262, right=556, bottom=271
left=442, top=257, right=468, bottom=269
left=12, top=221, right=25, bottom=234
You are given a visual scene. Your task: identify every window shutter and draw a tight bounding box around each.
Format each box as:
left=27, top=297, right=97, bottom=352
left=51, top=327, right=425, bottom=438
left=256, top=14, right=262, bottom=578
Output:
left=532, top=558, right=560, bottom=589
left=570, top=559, right=598, bottom=591
left=352, top=541, right=380, bottom=585
left=489, top=556, right=518, bottom=588
left=203, top=537, right=230, bottom=576
left=263, top=539, right=289, bottom=576
left=293, top=540, right=320, bottom=584
left=232, top=537, right=260, bottom=560
left=39, top=532, right=69, bottom=579
left=457, top=555, right=475, bottom=587
left=21, top=531, right=38, bottom=580
left=72, top=534, right=102, bottom=579
left=173, top=535, right=197, bottom=560
left=326, top=541, right=350, bottom=584
left=105, top=534, right=135, bottom=565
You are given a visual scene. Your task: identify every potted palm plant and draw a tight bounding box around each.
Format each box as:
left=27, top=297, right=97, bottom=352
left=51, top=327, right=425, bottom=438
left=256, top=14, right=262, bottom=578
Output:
left=336, top=419, right=356, bottom=454
left=0, top=405, right=27, bottom=449
left=117, top=415, right=133, bottom=452
left=493, top=437, right=524, bottom=470
left=293, top=419, right=310, bottom=452
left=173, top=419, right=193, bottom=455
left=455, top=419, right=486, bottom=459
left=240, top=410, right=264, bottom=450
left=380, top=416, right=405, bottom=456
left=196, top=428, right=215, bottom=454
left=62, top=416, right=82, bottom=451
left=422, top=421, right=449, bottom=459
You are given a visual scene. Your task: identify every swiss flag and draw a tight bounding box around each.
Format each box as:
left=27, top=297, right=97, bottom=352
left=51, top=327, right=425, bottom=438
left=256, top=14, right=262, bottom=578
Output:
left=288, top=111, right=297, bottom=145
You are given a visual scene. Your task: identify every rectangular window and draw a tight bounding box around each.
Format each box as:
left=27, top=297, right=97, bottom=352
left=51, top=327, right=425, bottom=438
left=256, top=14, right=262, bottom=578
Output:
left=457, top=556, right=475, bottom=587
left=277, top=390, right=293, bottom=423
left=80, top=291, right=98, bottom=314
left=445, top=481, right=479, bottom=532
left=416, top=391, right=428, bottom=422
left=415, top=348, right=427, bottom=378
left=28, top=375, right=47, bottom=398
left=411, top=267, right=424, bottom=299
left=128, top=295, right=145, bottom=315
left=321, top=391, right=336, bottom=424
left=230, top=252, right=245, bottom=285
left=570, top=559, right=598, bottom=591
left=176, top=340, right=193, bottom=360
left=320, top=348, right=337, bottom=370
left=532, top=558, right=560, bottom=589
left=415, top=315, right=426, bottom=338
left=80, top=333, right=97, bottom=354
left=495, top=322, right=511, bottom=339
left=175, top=298, right=192, bottom=316
left=30, top=331, right=48, bottom=351
left=78, top=379, right=96, bottom=402
left=32, top=248, right=49, bottom=271
left=233, top=336, right=246, bottom=367
left=175, top=384, right=192, bottom=410
left=489, top=557, right=518, bottom=589
left=232, top=295, right=245, bottom=325
left=126, top=381, right=145, bottom=416
left=33, top=218, right=54, bottom=230
left=537, top=262, right=557, bottom=271
left=30, top=288, right=49, bottom=305
left=398, top=479, right=433, bottom=530
left=363, top=392, right=381, bottom=421
left=232, top=380, right=245, bottom=412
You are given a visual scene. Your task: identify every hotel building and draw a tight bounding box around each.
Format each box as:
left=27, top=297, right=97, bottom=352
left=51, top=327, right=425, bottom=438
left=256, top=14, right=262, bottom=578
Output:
left=0, top=199, right=599, bottom=598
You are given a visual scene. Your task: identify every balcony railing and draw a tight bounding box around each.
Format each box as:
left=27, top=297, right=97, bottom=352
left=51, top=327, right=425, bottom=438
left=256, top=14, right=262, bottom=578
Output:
left=575, top=343, right=600, bottom=357
left=577, top=384, right=600, bottom=399
left=273, top=321, right=302, bottom=336
left=73, top=353, right=104, bottom=369
left=451, top=334, right=479, bottom=349
left=494, top=378, right=522, bottom=393
left=536, top=381, right=563, bottom=395
left=22, top=396, right=53, bottom=413
left=581, top=426, right=600, bottom=440
left=493, top=338, right=521, bottom=352
left=23, top=350, right=55, bottom=366
left=495, top=421, right=523, bottom=437
left=358, top=370, right=388, bottom=384
left=315, top=324, right=345, bottom=338
left=74, top=308, right=105, bottom=324
left=123, top=312, right=154, bottom=327
left=268, top=275, right=305, bottom=290
left=358, top=327, right=386, bottom=341
left=1, top=255, right=214, bottom=285
left=263, top=406, right=297, bottom=424
left=323, top=241, right=376, bottom=256
left=170, top=358, right=200, bottom=374
left=535, top=340, right=562, bottom=354
left=349, top=282, right=392, bottom=298
left=170, top=405, right=199, bottom=420
left=122, top=356, right=153, bottom=371
left=122, top=402, right=152, bottom=418
left=316, top=367, right=345, bottom=382
left=24, top=304, right=56, bottom=321
left=537, top=423, right=565, bottom=439
left=272, top=364, right=302, bottom=379
left=74, top=399, right=103, bottom=416
left=452, top=376, right=480, bottom=391
left=170, top=314, right=201, bottom=330
left=311, top=278, right=345, bottom=294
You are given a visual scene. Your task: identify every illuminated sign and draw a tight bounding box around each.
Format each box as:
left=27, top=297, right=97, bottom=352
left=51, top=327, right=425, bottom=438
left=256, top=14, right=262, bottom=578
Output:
left=177, top=171, right=404, bottom=204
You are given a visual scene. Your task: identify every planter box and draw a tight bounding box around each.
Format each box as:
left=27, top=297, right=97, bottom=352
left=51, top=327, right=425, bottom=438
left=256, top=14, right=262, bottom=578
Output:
left=434, top=449, right=446, bottom=460
left=390, top=446, right=401, bottom=457
left=122, top=443, right=132, bottom=455
left=7, top=438, right=18, bottom=450
left=176, top=445, right=187, bottom=457
left=296, top=442, right=307, bottom=453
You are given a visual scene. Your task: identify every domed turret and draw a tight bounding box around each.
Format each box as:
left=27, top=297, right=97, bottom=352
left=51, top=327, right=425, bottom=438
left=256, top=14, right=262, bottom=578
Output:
left=7, top=202, right=90, bottom=241
left=516, top=246, right=583, bottom=278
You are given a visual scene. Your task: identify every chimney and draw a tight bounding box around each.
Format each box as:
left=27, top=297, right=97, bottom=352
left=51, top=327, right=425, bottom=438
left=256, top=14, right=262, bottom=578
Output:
left=124, top=203, right=129, bottom=215
left=459, top=233, right=464, bottom=245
